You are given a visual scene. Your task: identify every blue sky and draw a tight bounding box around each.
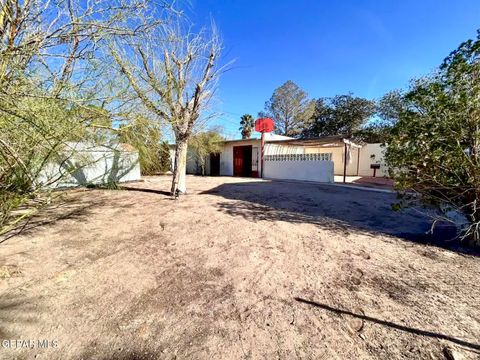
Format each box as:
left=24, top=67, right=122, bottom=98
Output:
left=189, top=0, right=480, bottom=138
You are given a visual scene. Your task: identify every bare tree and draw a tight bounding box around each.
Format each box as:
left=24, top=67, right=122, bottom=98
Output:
left=110, top=20, right=225, bottom=195
left=0, top=0, right=157, bottom=96
left=0, top=0, right=165, bottom=231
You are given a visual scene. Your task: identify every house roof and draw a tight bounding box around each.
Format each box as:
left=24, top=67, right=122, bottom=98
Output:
left=168, top=134, right=363, bottom=148
left=221, top=138, right=261, bottom=144
left=265, top=135, right=364, bottom=148
left=222, top=133, right=293, bottom=144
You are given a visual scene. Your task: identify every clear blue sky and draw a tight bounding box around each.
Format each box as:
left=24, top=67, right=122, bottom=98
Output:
left=189, top=0, right=480, bottom=138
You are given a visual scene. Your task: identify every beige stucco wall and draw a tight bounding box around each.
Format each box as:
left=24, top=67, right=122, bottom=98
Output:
left=304, top=146, right=359, bottom=176
left=304, top=143, right=387, bottom=177
left=358, top=143, right=387, bottom=177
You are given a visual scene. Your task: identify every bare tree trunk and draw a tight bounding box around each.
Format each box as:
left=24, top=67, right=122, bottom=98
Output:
left=469, top=197, right=480, bottom=246
left=111, top=19, right=224, bottom=196
left=202, top=156, right=206, bottom=176
left=171, top=139, right=188, bottom=195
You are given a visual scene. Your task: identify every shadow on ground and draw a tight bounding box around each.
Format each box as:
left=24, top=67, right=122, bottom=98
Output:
left=0, top=292, right=39, bottom=339
left=294, top=297, right=480, bottom=353
left=202, top=180, right=478, bottom=255
left=0, top=195, right=108, bottom=244
left=119, top=186, right=172, bottom=197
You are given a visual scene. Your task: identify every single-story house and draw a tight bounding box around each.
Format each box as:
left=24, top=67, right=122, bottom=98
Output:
left=267, top=136, right=387, bottom=177
left=213, top=133, right=292, bottom=177
left=183, top=135, right=387, bottom=182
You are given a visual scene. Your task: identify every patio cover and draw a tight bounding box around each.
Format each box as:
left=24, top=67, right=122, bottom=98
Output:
left=265, top=136, right=364, bottom=182
left=265, top=135, right=363, bottom=148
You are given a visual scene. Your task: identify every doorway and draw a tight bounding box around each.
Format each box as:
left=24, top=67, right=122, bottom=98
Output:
left=210, top=153, right=220, bottom=176
left=233, top=145, right=252, bottom=177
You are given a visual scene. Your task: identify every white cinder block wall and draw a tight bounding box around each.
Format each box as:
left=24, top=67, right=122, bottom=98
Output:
left=264, top=159, right=334, bottom=183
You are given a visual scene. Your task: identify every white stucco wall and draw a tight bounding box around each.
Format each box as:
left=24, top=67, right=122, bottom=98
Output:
left=219, top=140, right=304, bottom=177
left=264, top=157, right=334, bottom=183
left=220, top=139, right=262, bottom=176
left=186, top=152, right=211, bottom=175
left=358, top=143, right=387, bottom=177
left=170, top=134, right=295, bottom=176
left=38, top=143, right=141, bottom=188
left=169, top=148, right=175, bottom=172
left=186, top=150, right=198, bottom=174
left=220, top=143, right=234, bottom=176
left=169, top=140, right=258, bottom=176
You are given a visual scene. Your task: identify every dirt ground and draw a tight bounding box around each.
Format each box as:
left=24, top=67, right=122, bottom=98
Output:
left=334, top=176, right=394, bottom=190
left=0, top=175, right=479, bottom=360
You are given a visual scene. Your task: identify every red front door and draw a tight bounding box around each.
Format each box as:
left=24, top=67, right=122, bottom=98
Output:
left=233, top=146, right=252, bottom=177
left=233, top=146, right=244, bottom=176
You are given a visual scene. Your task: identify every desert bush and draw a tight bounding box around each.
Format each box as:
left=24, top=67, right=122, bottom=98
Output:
left=385, top=32, right=480, bottom=245
left=0, top=0, right=165, bottom=232
left=188, top=131, right=224, bottom=175
left=119, top=116, right=171, bottom=175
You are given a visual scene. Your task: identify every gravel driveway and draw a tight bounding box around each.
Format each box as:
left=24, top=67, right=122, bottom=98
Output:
left=0, top=175, right=478, bottom=359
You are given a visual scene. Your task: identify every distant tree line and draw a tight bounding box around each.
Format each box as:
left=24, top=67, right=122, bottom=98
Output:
left=249, top=80, right=403, bottom=143
left=239, top=81, right=402, bottom=142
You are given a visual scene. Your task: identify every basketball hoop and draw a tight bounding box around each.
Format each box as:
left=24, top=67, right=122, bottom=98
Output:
left=255, top=118, right=274, bottom=178
left=255, top=117, right=274, bottom=133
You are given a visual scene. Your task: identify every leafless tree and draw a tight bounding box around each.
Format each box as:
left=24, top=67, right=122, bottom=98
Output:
left=0, top=0, right=168, bottom=231
left=110, top=19, right=226, bottom=195
left=1, top=0, right=161, bottom=94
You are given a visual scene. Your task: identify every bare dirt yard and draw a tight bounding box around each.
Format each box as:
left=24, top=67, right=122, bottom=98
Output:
left=0, top=175, right=479, bottom=360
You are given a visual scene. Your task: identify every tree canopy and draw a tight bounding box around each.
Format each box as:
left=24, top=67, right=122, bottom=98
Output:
left=385, top=31, right=480, bottom=244
left=353, top=90, right=405, bottom=143
left=0, top=0, right=156, bottom=232
left=301, top=94, right=376, bottom=138
left=263, top=80, right=315, bottom=136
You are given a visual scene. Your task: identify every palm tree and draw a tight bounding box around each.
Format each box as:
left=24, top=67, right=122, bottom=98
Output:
left=239, top=114, right=255, bottom=139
